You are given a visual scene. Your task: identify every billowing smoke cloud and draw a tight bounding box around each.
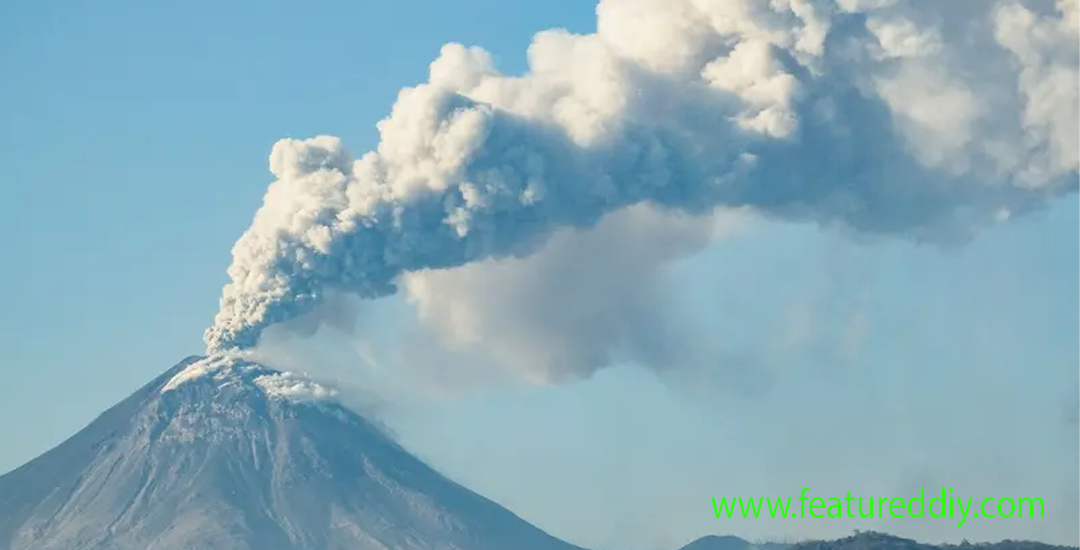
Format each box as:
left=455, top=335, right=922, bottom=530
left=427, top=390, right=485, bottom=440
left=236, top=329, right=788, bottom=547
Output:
left=398, top=204, right=752, bottom=386
left=205, top=0, right=1078, bottom=355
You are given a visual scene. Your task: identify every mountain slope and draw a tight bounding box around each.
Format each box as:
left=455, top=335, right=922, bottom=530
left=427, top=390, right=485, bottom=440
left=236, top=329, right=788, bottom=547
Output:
left=0, top=355, right=587, bottom=550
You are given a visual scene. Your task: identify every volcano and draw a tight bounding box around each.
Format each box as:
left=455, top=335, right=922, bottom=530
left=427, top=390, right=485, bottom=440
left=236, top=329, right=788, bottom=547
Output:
left=0, top=355, right=587, bottom=550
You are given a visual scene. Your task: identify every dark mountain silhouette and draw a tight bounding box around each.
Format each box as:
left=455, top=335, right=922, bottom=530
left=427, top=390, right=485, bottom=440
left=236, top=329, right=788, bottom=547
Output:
left=791, top=532, right=1076, bottom=550
left=678, top=534, right=790, bottom=550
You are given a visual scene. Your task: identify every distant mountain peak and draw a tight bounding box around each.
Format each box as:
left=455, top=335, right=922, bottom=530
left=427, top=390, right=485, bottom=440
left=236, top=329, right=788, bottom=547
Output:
left=679, top=534, right=790, bottom=550
left=679, top=535, right=752, bottom=550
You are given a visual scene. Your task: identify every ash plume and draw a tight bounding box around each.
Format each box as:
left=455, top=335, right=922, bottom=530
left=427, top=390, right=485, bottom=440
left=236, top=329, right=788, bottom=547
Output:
left=205, top=0, right=1078, bottom=354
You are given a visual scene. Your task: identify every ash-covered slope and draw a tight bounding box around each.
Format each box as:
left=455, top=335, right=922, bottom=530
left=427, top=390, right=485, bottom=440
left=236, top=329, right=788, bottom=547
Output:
left=0, top=355, right=587, bottom=550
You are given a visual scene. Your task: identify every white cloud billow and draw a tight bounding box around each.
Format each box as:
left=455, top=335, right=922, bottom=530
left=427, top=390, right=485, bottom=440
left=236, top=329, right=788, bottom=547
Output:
left=204, top=0, right=1079, bottom=374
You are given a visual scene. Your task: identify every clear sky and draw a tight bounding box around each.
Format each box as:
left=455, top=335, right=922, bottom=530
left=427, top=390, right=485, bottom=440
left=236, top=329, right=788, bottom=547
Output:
left=1, top=2, right=1077, bottom=550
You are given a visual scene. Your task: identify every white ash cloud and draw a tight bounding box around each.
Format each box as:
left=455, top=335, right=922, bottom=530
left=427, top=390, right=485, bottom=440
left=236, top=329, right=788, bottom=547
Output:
left=399, top=204, right=750, bottom=385
left=205, top=0, right=1078, bottom=363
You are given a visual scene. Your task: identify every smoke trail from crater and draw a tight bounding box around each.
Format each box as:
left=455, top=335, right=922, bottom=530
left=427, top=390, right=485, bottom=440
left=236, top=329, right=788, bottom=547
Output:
left=205, top=0, right=1078, bottom=354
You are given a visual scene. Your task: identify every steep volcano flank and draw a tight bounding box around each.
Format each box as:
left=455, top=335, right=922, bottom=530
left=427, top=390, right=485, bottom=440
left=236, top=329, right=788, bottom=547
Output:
left=0, top=356, right=585, bottom=550
left=0, top=357, right=203, bottom=544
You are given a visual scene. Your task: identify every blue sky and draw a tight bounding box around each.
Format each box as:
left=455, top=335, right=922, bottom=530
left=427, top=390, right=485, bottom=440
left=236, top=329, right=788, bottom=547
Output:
left=1, top=2, right=1077, bottom=550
